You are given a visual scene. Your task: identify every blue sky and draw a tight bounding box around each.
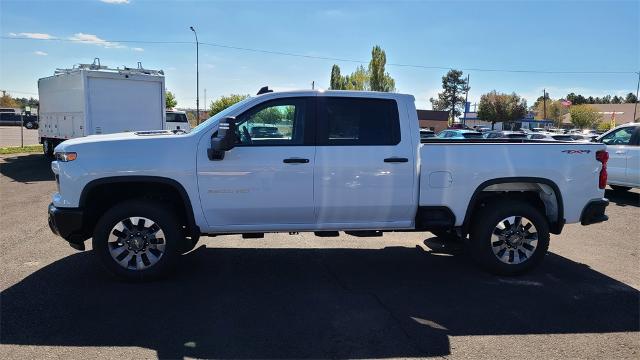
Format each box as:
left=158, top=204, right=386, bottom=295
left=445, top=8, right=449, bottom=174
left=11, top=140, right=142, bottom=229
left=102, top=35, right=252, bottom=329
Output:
left=1, top=0, right=638, bottom=110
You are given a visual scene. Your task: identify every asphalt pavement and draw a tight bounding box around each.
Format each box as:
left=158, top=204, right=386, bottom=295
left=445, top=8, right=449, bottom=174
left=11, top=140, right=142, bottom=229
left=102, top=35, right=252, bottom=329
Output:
left=0, top=126, right=40, bottom=147
left=1, top=153, right=638, bottom=359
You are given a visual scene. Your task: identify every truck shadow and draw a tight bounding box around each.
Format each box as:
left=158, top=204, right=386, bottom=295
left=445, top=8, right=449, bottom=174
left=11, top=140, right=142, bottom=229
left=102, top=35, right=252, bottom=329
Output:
left=0, top=153, right=53, bottom=183
left=1, top=243, right=638, bottom=359
left=605, top=189, right=640, bottom=208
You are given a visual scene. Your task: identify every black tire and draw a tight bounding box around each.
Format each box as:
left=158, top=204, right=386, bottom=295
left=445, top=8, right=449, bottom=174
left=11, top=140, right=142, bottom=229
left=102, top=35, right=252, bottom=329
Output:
left=610, top=185, right=631, bottom=192
left=92, top=200, right=183, bottom=281
left=469, top=200, right=550, bottom=276
left=25, top=121, right=34, bottom=129
left=43, top=139, right=54, bottom=158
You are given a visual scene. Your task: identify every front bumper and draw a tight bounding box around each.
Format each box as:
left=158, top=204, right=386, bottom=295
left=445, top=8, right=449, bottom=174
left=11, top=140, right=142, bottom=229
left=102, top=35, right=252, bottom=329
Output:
left=48, top=203, right=87, bottom=250
left=580, top=198, right=609, bottom=226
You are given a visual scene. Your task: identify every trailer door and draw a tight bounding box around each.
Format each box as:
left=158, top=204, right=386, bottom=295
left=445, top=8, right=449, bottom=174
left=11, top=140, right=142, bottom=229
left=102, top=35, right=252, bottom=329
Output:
left=87, top=77, right=163, bottom=134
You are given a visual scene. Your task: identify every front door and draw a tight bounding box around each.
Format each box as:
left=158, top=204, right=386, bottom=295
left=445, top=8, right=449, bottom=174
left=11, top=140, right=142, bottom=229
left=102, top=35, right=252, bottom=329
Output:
left=197, top=96, right=316, bottom=230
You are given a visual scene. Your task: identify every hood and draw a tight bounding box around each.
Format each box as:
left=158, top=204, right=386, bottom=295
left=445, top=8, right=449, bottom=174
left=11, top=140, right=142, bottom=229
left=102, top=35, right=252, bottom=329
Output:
left=54, top=130, right=184, bottom=152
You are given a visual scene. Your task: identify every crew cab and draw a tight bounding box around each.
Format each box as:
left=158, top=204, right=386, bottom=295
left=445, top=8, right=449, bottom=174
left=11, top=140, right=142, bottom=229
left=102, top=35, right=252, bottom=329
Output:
left=48, top=90, right=610, bottom=281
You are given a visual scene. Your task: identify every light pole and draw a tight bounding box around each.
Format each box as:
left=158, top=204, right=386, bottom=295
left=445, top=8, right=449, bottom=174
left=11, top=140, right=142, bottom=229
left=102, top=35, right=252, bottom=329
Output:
left=190, top=26, right=199, bottom=124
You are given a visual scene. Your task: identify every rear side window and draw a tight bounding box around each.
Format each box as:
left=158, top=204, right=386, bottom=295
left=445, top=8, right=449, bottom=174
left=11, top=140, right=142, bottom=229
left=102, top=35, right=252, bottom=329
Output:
left=318, top=97, right=400, bottom=146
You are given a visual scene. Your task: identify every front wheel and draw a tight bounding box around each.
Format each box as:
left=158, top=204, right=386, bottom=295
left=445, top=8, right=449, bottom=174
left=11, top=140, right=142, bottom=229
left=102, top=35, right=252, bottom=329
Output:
left=92, top=200, right=183, bottom=281
left=469, top=200, right=550, bottom=275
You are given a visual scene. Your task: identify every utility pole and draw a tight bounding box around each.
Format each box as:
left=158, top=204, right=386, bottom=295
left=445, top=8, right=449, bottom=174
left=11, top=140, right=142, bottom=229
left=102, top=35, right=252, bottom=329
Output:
left=462, top=74, right=470, bottom=127
left=451, top=86, right=456, bottom=125
left=543, top=89, right=547, bottom=120
left=204, top=88, right=207, bottom=115
left=189, top=26, right=199, bottom=124
left=634, top=71, right=639, bottom=122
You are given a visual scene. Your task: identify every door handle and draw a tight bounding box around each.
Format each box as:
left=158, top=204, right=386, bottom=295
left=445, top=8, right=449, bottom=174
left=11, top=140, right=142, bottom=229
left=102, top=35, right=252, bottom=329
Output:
left=615, top=151, right=625, bottom=154
left=283, top=158, right=309, bottom=164
left=384, top=157, right=409, bottom=163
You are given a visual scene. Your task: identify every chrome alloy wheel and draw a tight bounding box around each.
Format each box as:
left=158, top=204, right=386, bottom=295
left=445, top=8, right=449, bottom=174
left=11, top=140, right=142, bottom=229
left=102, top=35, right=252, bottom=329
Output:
left=108, top=217, right=165, bottom=270
left=490, top=216, right=538, bottom=265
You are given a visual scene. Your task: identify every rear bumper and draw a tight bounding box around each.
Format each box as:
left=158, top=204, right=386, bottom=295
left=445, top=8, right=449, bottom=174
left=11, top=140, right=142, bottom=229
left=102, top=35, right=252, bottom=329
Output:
left=48, top=203, right=87, bottom=250
left=580, top=198, right=609, bottom=226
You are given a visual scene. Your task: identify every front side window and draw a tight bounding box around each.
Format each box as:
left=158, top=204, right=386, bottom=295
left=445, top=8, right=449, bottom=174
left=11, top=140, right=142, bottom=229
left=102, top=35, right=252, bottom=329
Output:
left=319, top=97, right=400, bottom=146
left=235, top=98, right=307, bottom=146
left=601, top=127, right=634, bottom=146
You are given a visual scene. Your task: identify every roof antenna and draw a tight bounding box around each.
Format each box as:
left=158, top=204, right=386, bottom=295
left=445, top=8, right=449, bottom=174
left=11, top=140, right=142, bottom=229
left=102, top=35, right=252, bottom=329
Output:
left=257, top=86, right=273, bottom=95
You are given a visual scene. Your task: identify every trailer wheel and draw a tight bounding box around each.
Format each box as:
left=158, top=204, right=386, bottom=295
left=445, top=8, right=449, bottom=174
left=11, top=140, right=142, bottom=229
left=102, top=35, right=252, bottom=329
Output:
left=43, top=139, right=54, bottom=158
left=469, top=200, right=549, bottom=275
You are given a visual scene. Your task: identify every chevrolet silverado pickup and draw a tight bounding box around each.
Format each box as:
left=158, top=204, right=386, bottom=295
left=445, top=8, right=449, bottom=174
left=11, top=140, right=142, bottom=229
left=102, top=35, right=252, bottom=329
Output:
left=48, top=90, right=610, bottom=281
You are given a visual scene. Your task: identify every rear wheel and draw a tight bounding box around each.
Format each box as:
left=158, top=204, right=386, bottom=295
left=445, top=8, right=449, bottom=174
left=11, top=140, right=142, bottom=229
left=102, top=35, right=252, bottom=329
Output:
left=92, top=200, right=183, bottom=281
left=610, top=185, right=631, bottom=192
left=469, top=200, right=550, bottom=275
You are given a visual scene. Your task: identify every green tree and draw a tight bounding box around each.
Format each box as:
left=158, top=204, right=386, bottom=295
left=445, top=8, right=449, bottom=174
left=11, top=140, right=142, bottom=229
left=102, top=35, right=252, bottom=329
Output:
left=330, top=65, right=343, bottom=90
left=534, top=98, right=568, bottom=127
left=165, top=91, right=177, bottom=109
left=327, top=45, right=395, bottom=92
left=209, top=94, right=250, bottom=116
left=477, top=91, right=527, bottom=129
left=625, top=92, right=638, bottom=103
left=570, top=104, right=602, bottom=129
left=368, top=45, right=395, bottom=92
left=430, top=69, right=469, bottom=119
left=344, top=65, right=368, bottom=90
left=0, top=92, right=19, bottom=108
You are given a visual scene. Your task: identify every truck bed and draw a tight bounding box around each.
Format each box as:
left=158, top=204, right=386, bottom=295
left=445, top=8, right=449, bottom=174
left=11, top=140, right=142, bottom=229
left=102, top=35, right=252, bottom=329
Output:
left=418, top=140, right=606, bottom=226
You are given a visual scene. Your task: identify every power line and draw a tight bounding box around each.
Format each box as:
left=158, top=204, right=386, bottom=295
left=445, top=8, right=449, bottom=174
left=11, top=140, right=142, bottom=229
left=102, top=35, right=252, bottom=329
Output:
left=2, top=36, right=637, bottom=75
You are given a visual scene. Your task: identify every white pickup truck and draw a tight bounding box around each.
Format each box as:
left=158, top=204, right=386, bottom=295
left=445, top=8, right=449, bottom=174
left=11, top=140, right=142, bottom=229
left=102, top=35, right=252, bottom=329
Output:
left=48, top=90, right=610, bottom=281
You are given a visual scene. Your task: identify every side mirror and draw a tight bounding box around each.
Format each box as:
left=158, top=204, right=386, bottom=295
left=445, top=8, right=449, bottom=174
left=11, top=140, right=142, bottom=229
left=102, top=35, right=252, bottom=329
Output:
left=208, top=117, right=237, bottom=160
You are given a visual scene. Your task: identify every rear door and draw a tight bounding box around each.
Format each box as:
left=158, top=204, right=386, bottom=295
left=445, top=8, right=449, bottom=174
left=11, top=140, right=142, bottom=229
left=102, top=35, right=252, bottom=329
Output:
left=87, top=77, right=164, bottom=134
left=314, top=96, right=415, bottom=228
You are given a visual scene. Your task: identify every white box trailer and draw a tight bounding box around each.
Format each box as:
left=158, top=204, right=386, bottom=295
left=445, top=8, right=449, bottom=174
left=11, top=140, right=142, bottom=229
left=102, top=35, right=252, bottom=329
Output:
left=38, top=60, right=166, bottom=156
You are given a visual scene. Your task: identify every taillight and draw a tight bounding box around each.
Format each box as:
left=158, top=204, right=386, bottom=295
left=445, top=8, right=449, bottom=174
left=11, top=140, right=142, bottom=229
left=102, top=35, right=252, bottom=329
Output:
left=596, top=150, right=608, bottom=189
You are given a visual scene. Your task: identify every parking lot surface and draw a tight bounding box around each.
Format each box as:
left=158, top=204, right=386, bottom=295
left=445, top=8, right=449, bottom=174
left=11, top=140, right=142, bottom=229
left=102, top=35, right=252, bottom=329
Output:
left=0, top=126, right=40, bottom=147
left=1, top=153, right=639, bottom=359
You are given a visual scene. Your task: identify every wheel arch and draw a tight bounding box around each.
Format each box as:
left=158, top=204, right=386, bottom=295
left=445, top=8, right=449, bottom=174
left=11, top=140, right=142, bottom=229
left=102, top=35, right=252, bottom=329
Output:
left=79, top=176, right=200, bottom=238
left=461, top=177, right=565, bottom=236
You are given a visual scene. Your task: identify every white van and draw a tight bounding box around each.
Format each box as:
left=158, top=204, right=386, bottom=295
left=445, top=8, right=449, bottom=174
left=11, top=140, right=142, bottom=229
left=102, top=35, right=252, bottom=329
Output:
left=165, top=110, right=191, bottom=132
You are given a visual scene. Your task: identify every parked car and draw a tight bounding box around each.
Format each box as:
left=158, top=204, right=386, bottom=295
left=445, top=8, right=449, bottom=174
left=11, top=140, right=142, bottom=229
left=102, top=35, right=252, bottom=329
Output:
left=528, top=133, right=575, bottom=141
left=596, top=122, right=639, bottom=191
left=436, top=129, right=484, bottom=139
left=483, top=131, right=528, bottom=140
left=0, top=112, right=22, bottom=126
left=165, top=110, right=191, bottom=132
left=473, top=126, right=492, bottom=133
left=23, top=115, right=39, bottom=129
left=246, top=123, right=284, bottom=139
left=420, top=129, right=435, bottom=140
left=48, top=90, right=609, bottom=281
left=568, top=134, right=596, bottom=142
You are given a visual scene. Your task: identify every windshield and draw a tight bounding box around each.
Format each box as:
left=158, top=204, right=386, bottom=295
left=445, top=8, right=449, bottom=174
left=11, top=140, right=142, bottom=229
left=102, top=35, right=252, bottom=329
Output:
left=190, top=97, right=254, bottom=133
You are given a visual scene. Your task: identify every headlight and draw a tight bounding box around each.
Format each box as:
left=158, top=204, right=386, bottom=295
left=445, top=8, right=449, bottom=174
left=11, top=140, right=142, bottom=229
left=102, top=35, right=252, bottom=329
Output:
left=55, top=152, right=77, bottom=162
